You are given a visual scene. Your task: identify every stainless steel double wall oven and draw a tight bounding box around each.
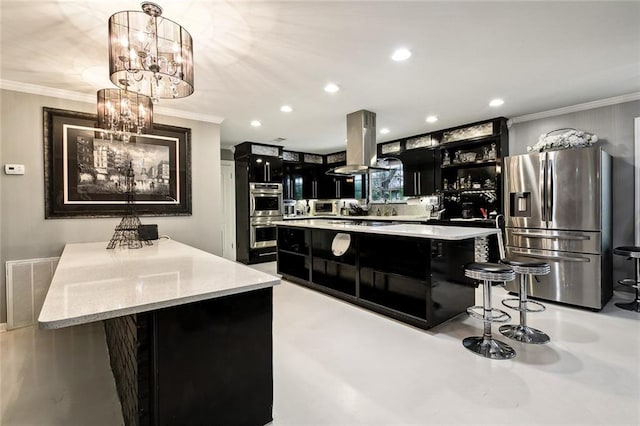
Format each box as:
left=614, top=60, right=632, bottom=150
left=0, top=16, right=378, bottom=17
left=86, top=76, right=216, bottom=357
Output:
left=249, top=183, right=283, bottom=249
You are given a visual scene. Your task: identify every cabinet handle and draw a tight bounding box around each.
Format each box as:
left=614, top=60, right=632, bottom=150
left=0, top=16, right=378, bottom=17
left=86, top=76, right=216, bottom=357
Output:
left=418, top=172, right=421, bottom=194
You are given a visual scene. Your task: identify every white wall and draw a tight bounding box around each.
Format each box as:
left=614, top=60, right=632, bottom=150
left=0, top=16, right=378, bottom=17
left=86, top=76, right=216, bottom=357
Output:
left=0, top=89, right=222, bottom=323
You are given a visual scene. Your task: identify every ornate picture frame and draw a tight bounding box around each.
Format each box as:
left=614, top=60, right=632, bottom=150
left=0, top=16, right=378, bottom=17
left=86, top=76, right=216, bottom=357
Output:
left=43, top=107, right=192, bottom=218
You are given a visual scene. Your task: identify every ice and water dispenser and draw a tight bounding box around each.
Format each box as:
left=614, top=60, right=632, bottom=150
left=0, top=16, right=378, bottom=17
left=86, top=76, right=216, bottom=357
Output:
left=509, top=192, right=531, bottom=217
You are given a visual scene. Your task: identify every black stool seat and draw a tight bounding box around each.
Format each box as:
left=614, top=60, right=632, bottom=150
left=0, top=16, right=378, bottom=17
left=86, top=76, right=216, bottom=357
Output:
left=500, top=257, right=551, bottom=276
left=614, top=246, right=640, bottom=259
left=500, top=257, right=548, bottom=268
left=466, top=262, right=513, bottom=273
left=464, top=262, right=515, bottom=283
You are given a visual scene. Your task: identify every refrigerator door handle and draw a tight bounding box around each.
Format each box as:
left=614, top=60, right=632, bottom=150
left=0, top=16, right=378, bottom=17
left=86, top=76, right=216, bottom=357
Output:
left=548, top=159, right=554, bottom=223
left=511, top=250, right=591, bottom=263
left=540, top=158, right=546, bottom=222
left=511, top=232, right=590, bottom=240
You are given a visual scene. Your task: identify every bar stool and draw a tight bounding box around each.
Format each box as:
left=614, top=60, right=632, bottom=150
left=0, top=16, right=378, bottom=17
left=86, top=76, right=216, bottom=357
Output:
left=493, top=214, right=552, bottom=344
left=499, top=258, right=551, bottom=344
left=613, top=246, right=640, bottom=312
left=463, top=262, right=516, bottom=360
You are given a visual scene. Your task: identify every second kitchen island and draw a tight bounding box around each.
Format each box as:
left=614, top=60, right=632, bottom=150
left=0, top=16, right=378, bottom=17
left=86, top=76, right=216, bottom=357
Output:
left=276, top=219, right=497, bottom=330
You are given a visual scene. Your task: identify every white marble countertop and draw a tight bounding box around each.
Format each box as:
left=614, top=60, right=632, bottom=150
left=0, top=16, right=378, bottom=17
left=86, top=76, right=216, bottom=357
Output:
left=275, top=219, right=497, bottom=240
left=38, top=239, right=280, bottom=329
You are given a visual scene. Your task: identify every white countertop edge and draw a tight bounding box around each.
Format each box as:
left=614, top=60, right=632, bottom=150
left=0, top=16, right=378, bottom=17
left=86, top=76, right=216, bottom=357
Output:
left=275, top=220, right=497, bottom=240
left=38, top=279, right=279, bottom=330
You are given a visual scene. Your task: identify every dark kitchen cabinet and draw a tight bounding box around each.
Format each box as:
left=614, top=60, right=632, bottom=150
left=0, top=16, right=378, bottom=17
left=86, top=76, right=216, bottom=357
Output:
left=319, top=174, right=356, bottom=199
left=302, top=166, right=322, bottom=199
left=247, top=155, right=283, bottom=183
left=299, top=154, right=325, bottom=199
left=282, top=151, right=304, bottom=200
left=235, top=142, right=283, bottom=184
left=400, top=148, right=436, bottom=196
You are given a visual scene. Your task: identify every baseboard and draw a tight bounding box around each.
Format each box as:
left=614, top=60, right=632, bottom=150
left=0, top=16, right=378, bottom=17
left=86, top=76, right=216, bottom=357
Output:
left=0, top=323, right=7, bottom=333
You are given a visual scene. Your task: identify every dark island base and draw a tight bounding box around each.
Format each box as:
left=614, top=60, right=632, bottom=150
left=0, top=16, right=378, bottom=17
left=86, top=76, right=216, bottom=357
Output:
left=278, top=226, right=477, bottom=330
left=104, top=288, right=273, bottom=426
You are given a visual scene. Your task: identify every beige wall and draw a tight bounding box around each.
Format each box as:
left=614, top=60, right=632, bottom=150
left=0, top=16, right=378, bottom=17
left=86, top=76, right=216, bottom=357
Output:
left=0, top=89, right=222, bottom=323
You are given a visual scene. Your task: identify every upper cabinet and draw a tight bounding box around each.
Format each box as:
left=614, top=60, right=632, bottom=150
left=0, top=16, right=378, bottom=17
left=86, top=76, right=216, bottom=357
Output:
left=399, top=135, right=437, bottom=197
left=235, top=142, right=283, bottom=184
left=282, top=150, right=304, bottom=200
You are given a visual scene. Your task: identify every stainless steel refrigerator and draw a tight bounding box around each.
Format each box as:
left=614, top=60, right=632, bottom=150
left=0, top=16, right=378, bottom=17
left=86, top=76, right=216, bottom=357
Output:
left=503, top=146, right=612, bottom=310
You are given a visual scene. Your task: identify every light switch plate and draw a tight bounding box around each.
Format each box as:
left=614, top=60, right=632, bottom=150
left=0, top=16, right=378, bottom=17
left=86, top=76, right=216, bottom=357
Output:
left=4, top=164, right=25, bottom=175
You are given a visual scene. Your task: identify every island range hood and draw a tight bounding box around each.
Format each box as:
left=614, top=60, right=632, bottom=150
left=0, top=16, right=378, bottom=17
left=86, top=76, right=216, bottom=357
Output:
left=331, top=109, right=387, bottom=175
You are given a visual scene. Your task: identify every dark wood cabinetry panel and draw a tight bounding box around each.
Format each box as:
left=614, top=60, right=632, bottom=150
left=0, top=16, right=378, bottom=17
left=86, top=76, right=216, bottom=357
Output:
left=399, top=148, right=436, bottom=196
left=235, top=142, right=283, bottom=184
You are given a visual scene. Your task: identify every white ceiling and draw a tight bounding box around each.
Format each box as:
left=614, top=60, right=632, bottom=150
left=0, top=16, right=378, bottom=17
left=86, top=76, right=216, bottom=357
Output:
left=1, top=1, right=639, bottom=153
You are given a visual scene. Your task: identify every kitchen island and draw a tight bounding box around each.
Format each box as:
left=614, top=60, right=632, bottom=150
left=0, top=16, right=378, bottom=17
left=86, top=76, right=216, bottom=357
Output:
left=276, top=219, right=496, bottom=329
left=39, top=239, right=279, bottom=426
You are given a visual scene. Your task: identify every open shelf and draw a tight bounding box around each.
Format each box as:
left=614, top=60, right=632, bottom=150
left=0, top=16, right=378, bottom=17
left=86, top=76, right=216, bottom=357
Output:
left=359, top=235, right=430, bottom=281
left=359, top=267, right=428, bottom=320
left=277, top=251, right=309, bottom=281
left=311, top=258, right=356, bottom=296
left=441, top=159, right=496, bottom=169
left=440, top=188, right=496, bottom=195
left=277, top=248, right=307, bottom=258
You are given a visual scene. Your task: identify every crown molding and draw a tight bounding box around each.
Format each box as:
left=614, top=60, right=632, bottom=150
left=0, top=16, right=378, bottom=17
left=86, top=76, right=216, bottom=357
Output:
left=0, top=79, right=224, bottom=124
left=509, top=92, right=640, bottom=125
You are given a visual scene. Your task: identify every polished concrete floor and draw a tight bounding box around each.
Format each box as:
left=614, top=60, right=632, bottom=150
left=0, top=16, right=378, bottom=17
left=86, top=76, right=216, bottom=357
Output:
left=1, top=262, right=639, bottom=425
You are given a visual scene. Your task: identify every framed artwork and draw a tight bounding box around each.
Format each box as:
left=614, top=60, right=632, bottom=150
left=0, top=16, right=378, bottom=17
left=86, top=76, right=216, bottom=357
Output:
left=43, top=107, right=192, bottom=218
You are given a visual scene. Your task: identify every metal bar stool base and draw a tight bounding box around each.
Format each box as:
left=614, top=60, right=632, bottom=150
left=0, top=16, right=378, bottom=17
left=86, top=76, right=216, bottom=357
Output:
left=615, top=299, right=640, bottom=312
left=499, top=324, right=550, bottom=344
left=462, top=336, right=516, bottom=360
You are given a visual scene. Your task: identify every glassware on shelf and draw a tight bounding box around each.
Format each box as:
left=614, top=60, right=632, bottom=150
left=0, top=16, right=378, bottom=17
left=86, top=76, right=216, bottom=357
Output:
left=443, top=178, right=449, bottom=190
left=488, top=143, right=497, bottom=159
left=442, top=150, right=450, bottom=166
left=482, top=146, right=490, bottom=160
left=466, top=174, right=472, bottom=189
left=453, top=151, right=461, bottom=164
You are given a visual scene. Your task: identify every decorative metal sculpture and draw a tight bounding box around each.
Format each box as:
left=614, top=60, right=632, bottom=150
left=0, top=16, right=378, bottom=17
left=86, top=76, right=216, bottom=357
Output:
left=107, top=162, right=152, bottom=249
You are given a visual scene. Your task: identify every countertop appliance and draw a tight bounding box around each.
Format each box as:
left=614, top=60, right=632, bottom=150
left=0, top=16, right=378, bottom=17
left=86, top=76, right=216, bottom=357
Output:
left=504, top=146, right=612, bottom=309
left=283, top=199, right=296, bottom=217
left=313, top=200, right=337, bottom=216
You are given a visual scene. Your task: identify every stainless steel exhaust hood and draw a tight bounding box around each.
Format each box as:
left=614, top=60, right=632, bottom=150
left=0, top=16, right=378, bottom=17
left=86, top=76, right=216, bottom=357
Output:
left=332, top=110, right=385, bottom=175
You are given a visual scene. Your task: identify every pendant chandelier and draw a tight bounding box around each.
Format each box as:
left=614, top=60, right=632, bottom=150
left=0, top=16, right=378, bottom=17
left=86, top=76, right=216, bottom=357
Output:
left=108, top=2, right=194, bottom=103
left=97, top=88, right=153, bottom=141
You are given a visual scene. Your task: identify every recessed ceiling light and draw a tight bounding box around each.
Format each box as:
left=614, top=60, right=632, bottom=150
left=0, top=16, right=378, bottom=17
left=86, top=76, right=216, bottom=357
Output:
left=380, top=128, right=390, bottom=134
left=250, top=120, right=262, bottom=127
left=391, top=48, right=412, bottom=62
left=324, top=83, right=340, bottom=93
left=489, top=98, right=504, bottom=107
left=280, top=105, right=293, bottom=113
left=426, top=115, right=438, bottom=123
